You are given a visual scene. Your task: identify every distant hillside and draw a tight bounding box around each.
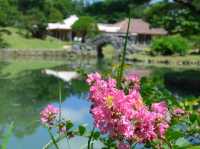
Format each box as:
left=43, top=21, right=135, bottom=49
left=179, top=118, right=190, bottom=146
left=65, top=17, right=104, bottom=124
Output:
left=1, top=28, right=69, bottom=50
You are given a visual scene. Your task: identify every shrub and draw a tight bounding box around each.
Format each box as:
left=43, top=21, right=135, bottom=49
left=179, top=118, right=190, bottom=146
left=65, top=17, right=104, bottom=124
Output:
left=151, top=35, right=190, bottom=55
left=23, top=9, right=48, bottom=39
left=189, top=35, right=200, bottom=52
left=72, top=16, right=99, bottom=42
left=0, top=28, right=10, bottom=48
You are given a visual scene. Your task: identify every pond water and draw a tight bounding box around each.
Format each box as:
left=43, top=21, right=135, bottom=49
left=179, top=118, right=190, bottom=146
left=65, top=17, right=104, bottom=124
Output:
left=0, top=58, right=199, bottom=149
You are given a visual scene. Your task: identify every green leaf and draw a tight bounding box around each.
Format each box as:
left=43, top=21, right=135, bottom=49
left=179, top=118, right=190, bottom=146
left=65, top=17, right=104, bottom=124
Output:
left=78, top=125, right=86, bottom=136
left=166, top=128, right=183, bottom=141
left=66, top=120, right=73, bottom=130
left=93, top=131, right=100, bottom=140
left=189, top=113, right=198, bottom=123
left=175, top=137, right=191, bottom=148
left=1, top=122, right=14, bottom=149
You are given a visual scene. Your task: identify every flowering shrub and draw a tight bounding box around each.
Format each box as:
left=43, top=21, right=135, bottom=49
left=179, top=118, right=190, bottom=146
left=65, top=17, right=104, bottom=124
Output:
left=40, top=73, right=200, bottom=149
left=86, top=72, right=170, bottom=148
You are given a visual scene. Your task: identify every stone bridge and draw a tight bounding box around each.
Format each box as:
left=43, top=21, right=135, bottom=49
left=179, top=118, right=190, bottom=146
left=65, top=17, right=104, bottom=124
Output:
left=72, top=33, right=143, bottom=58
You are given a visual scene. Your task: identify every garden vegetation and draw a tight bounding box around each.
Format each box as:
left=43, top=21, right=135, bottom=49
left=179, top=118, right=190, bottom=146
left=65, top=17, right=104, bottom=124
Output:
left=151, top=35, right=190, bottom=56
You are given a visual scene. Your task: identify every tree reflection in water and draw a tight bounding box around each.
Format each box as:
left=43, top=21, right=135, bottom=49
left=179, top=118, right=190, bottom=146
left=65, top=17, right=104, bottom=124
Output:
left=0, top=62, right=88, bottom=139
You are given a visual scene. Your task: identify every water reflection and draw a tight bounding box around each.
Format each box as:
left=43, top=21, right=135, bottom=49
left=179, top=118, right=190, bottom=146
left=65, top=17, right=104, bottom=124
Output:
left=0, top=61, right=90, bottom=149
left=164, top=70, right=200, bottom=97
left=0, top=60, right=200, bottom=148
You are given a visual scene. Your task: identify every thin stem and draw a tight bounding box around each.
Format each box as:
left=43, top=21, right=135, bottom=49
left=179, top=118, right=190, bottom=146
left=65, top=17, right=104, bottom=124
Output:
left=48, top=128, right=60, bottom=149
left=117, top=13, right=131, bottom=88
left=59, top=81, right=62, bottom=124
left=87, top=127, right=95, bottom=149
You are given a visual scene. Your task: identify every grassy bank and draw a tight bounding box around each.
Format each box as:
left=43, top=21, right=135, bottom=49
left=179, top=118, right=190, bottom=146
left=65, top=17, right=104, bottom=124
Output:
left=127, top=53, right=200, bottom=66
left=1, top=27, right=70, bottom=50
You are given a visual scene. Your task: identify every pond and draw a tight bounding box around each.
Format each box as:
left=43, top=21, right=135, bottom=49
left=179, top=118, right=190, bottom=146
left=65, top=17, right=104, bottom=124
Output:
left=0, top=58, right=199, bottom=149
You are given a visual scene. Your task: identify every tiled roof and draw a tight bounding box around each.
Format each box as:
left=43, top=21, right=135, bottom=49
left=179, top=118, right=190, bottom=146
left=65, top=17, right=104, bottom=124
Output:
left=113, top=19, right=167, bottom=35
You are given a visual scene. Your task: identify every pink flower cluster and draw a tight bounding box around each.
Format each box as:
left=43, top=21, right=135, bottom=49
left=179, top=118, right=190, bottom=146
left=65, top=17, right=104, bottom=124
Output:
left=40, top=104, right=59, bottom=125
left=86, top=72, right=170, bottom=145
left=173, top=108, right=185, bottom=117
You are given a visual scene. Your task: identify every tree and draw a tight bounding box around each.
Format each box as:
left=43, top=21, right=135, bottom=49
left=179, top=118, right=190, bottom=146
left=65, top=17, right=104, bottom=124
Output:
left=72, top=16, right=99, bottom=42
left=23, top=9, right=47, bottom=39
left=0, top=0, right=20, bottom=26
left=144, top=1, right=200, bottom=36
left=85, top=0, right=151, bottom=23
left=47, top=8, right=63, bottom=23
left=174, top=0, right=200, bottom=12
left=16, top=0, right=45, bottom=13
left=52, top=0, right=76, bottom=17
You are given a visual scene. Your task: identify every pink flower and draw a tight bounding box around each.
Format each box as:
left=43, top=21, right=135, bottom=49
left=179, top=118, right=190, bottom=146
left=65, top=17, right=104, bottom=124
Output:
left=117, top=116, right=134, bottom=138
left=86, top=72, right=170, bottom=143
left=86, top=72, right=101, bottom=85
left=173, top=108, right=185, bottom=116
left=151, top=101, right=168, bottom=115
left=40, top=104, right=59, bottom=125
left=126, top=74, right=140, bottom=83
left=126, top=74, right=140, bottom=90
left=118, top=142, right=130, bottom=149
left=157, top=122, right=169, bottom=138
left=133, top=108, right=157, bottom=142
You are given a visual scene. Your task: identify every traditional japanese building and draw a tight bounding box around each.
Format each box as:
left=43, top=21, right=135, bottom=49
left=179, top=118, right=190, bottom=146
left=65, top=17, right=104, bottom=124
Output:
left=47, top=15, right=167, bottom=44
left=112, top=18, right=167, bottom=44
left=47, top=15, right=79, bottom=40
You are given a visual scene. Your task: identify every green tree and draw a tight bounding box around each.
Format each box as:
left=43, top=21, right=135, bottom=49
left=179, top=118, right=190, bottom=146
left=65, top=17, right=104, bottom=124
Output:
left=16, top=0, right=45, bottom=13
left=47, top=8, right=63, bottom=23
left=0, top=0, right=20, bottom=26
left=23, top=9, right=47, bottom=39
left=52, top=0, right=76, bottom=17
left=85, top=0, right=151, bottom=23
left=174, top=0, right=200, bottom=12
left=72, top=16, right=99, bottom=42
left=144, top=1, right=200, bottom=36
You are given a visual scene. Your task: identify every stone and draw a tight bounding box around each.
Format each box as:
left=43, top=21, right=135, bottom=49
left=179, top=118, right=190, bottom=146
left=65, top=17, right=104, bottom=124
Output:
left=71, top=33, right=143, bottom=57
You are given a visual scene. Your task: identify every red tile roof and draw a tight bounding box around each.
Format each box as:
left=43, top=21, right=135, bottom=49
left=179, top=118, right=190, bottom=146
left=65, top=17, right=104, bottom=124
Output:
left=113, top=19, right=167, bottom=35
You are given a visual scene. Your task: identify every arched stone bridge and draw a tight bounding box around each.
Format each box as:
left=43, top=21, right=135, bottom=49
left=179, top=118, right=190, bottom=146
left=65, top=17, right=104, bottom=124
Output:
left=72, top=33, right=143, bottom=58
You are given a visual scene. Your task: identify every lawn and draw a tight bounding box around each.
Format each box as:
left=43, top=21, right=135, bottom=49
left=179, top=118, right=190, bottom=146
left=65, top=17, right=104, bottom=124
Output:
left=1, top=27, right=70, bottom=50
left=102, top=44, right=115, bottom=59
left=127, top=52, right=200, bottom=66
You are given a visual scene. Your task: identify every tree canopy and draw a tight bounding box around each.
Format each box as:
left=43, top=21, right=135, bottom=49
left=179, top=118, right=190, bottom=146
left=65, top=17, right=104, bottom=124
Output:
left=72, top=16, right=99, bottom=42
left=0, top=0, right=199, bottom=39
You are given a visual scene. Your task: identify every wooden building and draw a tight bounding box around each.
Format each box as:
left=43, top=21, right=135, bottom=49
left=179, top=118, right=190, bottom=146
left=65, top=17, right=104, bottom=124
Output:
left=47, top=15, right=167, bottom=44
left=47, top=15, right=78, bottom=40
left=113, top=19, right=167, bottom=44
